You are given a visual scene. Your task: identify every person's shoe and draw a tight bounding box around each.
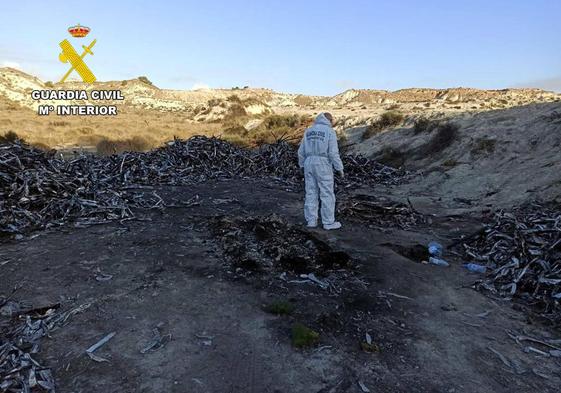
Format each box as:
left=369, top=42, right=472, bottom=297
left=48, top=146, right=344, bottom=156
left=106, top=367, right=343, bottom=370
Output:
left=323, top=221, right=342, bottom=230
left=306, top=221, right=318, bottom=228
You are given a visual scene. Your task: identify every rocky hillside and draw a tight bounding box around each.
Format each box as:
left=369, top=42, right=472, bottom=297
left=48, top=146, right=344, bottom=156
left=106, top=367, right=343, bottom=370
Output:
left=1, top=67, right=559, bottom=121
left=347, top=101, right=561, bottom=207
left=1, top=67, right=560, bottom=151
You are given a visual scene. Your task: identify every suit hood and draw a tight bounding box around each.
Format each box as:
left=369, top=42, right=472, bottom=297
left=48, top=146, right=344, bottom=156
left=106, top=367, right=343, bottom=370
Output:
left=314, top=113, right=332, bottom=127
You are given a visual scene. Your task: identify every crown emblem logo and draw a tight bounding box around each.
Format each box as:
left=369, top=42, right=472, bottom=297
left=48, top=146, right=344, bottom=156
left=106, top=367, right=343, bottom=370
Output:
left=68, top=24, right=90, bottom=38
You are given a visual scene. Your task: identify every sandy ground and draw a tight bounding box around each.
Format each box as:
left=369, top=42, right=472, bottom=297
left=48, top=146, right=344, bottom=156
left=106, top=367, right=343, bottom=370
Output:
left=347, top=102, right=561, bottom=208
left=1, top=179, right=560, bottom=392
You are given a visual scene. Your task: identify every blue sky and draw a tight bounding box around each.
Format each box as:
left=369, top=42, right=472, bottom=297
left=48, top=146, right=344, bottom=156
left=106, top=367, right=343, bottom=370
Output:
left=1, top=0, right=560, bottom=95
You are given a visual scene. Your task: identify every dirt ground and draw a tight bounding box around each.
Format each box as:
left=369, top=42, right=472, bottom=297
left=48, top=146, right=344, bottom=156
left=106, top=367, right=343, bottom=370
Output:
left=1, top=179, right=560, bottom=393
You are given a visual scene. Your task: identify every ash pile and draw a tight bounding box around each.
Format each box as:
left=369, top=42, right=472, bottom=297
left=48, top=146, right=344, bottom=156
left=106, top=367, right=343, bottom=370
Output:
left=1, top=137, right=403, bottom=237
left=210, top=214, right=352, bottom=277
left=460, top=202, right=561, bottom=324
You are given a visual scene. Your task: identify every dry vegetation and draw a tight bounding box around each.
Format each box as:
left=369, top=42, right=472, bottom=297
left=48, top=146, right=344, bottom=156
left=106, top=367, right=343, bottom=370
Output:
left=419, top=122, right=459, bottom=156
left=471, top=137, right=497, bottom=155
left=413, top=117, right=440, bottom=134
left=222, top=114, right=313, bottom=147
left=0, top=98, right=221, bottom=153
left=0, top=92, right=312, bottom=154
left=362, top=111, right=405, bottom=140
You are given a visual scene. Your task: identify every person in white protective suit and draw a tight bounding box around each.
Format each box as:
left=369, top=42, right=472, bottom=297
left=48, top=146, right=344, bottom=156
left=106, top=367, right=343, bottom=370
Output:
left=298, top=112, right=344, bottom=230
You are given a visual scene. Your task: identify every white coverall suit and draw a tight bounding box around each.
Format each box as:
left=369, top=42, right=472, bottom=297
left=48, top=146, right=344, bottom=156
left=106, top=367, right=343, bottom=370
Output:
left=298, top=113, right=344, bottom=228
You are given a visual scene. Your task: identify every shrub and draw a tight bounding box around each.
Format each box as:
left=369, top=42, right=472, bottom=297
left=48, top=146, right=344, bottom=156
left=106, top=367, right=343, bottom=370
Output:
left=138, top=76, right=153, bottom=86
left=471, top=138, right=496, bottom=155
left=227, top=94, right=242, bottom=103
left=96, top=136, right=155, bottom=155
left=362, top=111, right=405, bottom=140
left=31, top=142, right=51, bottom=151
left=362, top=126, right=378, bottom=140
left=442, top=158, right=458, bottom=167
left=222, top=134, right=250, bottom=148
left=377, top=146, right=406, bottom=168
left=207, top=98, right=222, bottom=107
left=421, top=123, right=459, bottom=156
left=291, top=323, right=319, bottom=348
left=220, top=114, right=311, bottom=147
left=44, top=81, right=54, bottom=88
left=255, top=114, right=311, bottom=142
left=263, top=300, right=295, bottom=315
left=262, top=114, right=305, bottom=130
left=223, top=124, right=248, bottom=136
left=413, top=117, right=436, bottom=134
left=0, top=130, right=21, bottom=144
left=379, top=111, right=404, bottom=128
left=223, top=103, right=247, bottom=120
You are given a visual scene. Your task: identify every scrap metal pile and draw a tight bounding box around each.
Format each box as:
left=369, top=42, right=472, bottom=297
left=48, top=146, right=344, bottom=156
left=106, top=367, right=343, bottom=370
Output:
left=0, top=299, right=64, bottom=392
left=0, top=142, right=138, bottom=236
left=460, top=202, right=561, bottom=323
left=103, top=136, right=403, bottom=187
left=1, top=137, right=403, bottom=236
left=338, top=194, right=426, bottom=229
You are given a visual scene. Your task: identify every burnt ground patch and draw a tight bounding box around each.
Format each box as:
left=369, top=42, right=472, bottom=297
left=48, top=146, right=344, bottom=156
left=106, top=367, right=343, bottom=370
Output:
left=209, top=214, right=352, bottom=276
left=384, top=242, right=430, bottom=263
left=206, top=213, right=422, bottom=362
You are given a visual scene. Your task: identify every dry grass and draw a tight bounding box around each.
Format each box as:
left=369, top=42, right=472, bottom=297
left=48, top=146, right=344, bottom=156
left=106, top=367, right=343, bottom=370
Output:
left=294, top=95, right=313, bottom=106
left=0, top=100, right=221, bottom=152
left=221, top=114, right=312, bottom=147
left=96, top=136, right=155, bottom=155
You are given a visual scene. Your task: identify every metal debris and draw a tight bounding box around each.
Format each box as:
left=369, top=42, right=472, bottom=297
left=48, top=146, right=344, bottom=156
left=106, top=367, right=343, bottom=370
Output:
left=290, top=273, right=330, bottom=289
left=140, top=327, right=171, bottom=354
left=357, top=380, right=371, bottom=392
left=1, top=137, right=403, bottom=237
left=488, top=347, right=512, bottom=368
left=195, top=334, right=214, bottom=347
left=506, top=330, right=561, bottom=351
left=338, top=194, right=425, bottom=229
left=0, top=301, right=64, bottom=392
left=94, top=273, right=113, bottom=282
left=86, top=332, right=116, bottom=354
left=86, top=352, right=110, bottom=363
left=459, top=202, right=561, bottom=323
